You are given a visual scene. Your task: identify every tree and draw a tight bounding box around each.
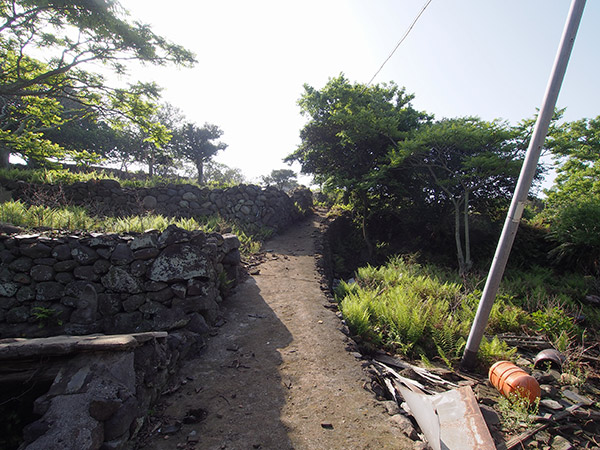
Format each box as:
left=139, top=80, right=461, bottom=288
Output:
left=542, top=116, right=600, bottom=271
left=203, top=160, right=245, bottom=185
left=261, top=169, right=298, bottom=191
left=391, top=117, right=524, bottom=275
left=285, top=74, right=428, bottom=254
left=172, top=123, right=227, bottom=184
left=0, top=0, right=195, bottom=167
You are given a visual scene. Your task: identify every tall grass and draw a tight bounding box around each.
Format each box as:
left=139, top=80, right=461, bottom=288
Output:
left=335, top=255, right=589, bottom=368
left=0, top=200, right=261, bottom=256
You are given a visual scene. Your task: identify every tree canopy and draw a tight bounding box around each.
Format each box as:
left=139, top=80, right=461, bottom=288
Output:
left=285, top=74, right=428, bottom=254
left=0, top=0, right=196, bottom=167
left=390, top=117, right=524, bottom=274
left=542, top=116, right=600, bottom=271
left=171, top=123, right=227, bottom=184
left=261, top=169, right=298, bottom=192
left=286, top=74, right=428, bottom=194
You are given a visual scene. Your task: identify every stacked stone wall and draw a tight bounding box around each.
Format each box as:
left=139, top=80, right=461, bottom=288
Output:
left=0, top=225, right=241, bottom=339
left=0, top=179, right=311, bottom=233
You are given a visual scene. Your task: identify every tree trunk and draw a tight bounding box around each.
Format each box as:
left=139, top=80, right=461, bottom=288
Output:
left=0, top=147, right=10, bottom=168
left=463, top=190, right=472, bottom=273
left=453, top=199, right=466, bottom=275
left=148, top=149, right=154, bottom=177
left=196, top=159, right=204, bottom=184
left=359, top=191, right=374, bottom=258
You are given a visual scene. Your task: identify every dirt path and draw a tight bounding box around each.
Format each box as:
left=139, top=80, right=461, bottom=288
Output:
left=137, top=212, right=413, bottom=450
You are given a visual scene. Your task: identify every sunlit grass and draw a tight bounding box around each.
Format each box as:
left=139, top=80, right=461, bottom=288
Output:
left=0, top=200, right=262, bottom=256
left=335, top=255, right=589, bottom=369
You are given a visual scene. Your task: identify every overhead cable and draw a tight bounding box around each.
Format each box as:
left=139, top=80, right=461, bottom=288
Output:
left=365, top=0, right=434, bottom=87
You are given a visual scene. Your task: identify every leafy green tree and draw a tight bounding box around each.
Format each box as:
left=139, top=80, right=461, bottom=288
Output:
left=0, top=0, right=195, bottom=167
left=261, top=169, right=298, bottom=191
left=391, top=117, right=523, bottom=275
left=171, top=123, right=227, bottom=184
left=286, top=74, right=428, bottom=254
left=203, top=160, right=245, bottom=186
left=542, top=116, right=600, bottom=271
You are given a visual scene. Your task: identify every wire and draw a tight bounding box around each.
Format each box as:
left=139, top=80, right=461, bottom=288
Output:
left=365, top=0, right=434, bottom=87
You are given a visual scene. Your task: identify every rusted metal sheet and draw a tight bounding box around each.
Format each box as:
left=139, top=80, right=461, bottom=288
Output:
left=399, top=385, right=496, bottom=450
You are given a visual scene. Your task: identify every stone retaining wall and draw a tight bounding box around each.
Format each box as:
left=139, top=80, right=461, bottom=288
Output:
left=1, top=333, right=192, bottom=450
left=0, top=225, right=241, bottom=339
left=1, top=179, right=312, bottom=233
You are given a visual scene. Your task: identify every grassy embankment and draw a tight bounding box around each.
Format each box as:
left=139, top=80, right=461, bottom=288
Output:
left=0, top=168, right=266, bottom=256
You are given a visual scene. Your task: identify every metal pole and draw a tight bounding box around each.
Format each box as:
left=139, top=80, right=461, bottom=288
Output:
left=461, top=0, right=586, bottom=370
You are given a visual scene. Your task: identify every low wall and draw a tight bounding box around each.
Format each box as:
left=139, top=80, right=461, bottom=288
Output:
left=0, top=225, right=241, bottom=339
left=0, top=225, right=241, bottom=449
left=1, top=333, right=192, bottom=450
left=1, top=179, right=312, bottom=233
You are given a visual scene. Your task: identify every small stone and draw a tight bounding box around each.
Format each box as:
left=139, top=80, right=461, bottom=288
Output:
left=560, top=374, right=583, bottom=386
left=540, top=384, right=558, bottom=397
left=561, top=389, right=592, bottom=405
left=382, top=400, right=401, bottom=416
left=479, top=404, right=501, bottom=425
left=550, top=435, right=573, bottom=450
left=533, top=371, right=558, bottom=384
left=389, top=414, right=418, bottom=440
left=540, top=399, right=563, bottom=411
left=110, top=243, right=134, bottom=266
left=142, top=195, right=158, bottom=209
left=89, top=398, right=122, bottom=421
left=516, top=357, right=532, bottom=367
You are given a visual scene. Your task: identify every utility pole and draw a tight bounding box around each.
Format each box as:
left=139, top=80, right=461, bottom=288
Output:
left=461, top=0, right=587, bottom=370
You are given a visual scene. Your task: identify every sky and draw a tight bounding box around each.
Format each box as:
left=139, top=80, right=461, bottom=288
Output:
left=119, top=0, right=600, bottom=185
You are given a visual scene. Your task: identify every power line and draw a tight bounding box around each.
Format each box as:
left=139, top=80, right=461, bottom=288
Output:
left=365, top=0, right=434, bottom=87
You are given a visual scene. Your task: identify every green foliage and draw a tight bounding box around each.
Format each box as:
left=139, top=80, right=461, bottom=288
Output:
left=286, top=74, right=429, bottom=254
left=0, top=200, right=263, bottom=256
left=335, top=256, right=594, bottom=368
left=496, top=390, right=540, bottom=433
left=530, top=306, right=575, bottom=342
left=477, top=336, right=517, bottom=367
left=547, top=200, right=600, bottom=270
left=390, top=117, right=524, bottom=274
left=261, top=169, right=298, bottom=192
left=203, top=160, right=246, bottom=186
left=541, top=115, right=600, bottom=272
left=171, top=123, right=227, bottom=184
left=337, top=257, right=470, bottom=360
left=31, top=306, right=62, bottom=327
left=0, top=0, right=195, bottom=167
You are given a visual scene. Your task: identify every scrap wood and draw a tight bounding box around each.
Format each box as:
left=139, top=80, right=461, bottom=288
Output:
left=497, top=334, right=551, bottom=350
left=373, top=360, right=432, bottom=394
left=497, top=403, right=583, bottom=450
left=571, top=408, right=600, bottom=420
left=373, top=353, right=459, bottom=388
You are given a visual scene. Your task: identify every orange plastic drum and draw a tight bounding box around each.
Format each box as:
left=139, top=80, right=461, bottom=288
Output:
left=489, top=360, right=541, bottom=404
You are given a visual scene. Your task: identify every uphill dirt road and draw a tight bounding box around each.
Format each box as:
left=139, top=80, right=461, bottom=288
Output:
left=137, top=212, right=413, bottom=450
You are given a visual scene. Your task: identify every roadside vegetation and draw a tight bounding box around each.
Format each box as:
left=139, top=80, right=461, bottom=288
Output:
left=335, top=256, right=593, bottom=370
left=288, top=75, right=600, bottom=373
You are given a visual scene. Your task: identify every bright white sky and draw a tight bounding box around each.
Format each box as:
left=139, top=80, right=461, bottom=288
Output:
left=120, top=0, right=599, bottom=184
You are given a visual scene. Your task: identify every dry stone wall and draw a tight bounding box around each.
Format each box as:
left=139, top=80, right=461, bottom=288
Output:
left=0, top=225, right=241, bottom=339
left=1, top=179, right=311, bottom=233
